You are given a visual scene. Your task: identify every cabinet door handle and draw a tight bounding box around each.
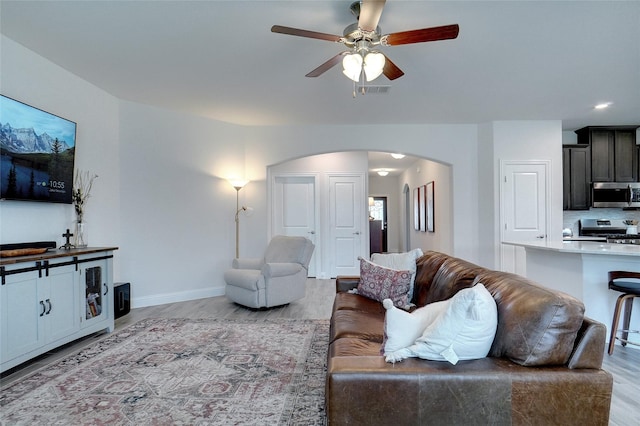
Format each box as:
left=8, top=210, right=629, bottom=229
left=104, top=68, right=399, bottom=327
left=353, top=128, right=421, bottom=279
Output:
left=39, top=301, right=46, bottom=317
left=45, top=299, right=52, bottom=315
left=103, top=283, right=108, bottom=296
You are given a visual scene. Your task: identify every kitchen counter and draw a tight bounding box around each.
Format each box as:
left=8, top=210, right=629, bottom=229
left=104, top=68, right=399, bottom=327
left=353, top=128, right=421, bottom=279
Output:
left=505, top=239, right=640, bottom=256
left=503, top=239, right=640, bottom=350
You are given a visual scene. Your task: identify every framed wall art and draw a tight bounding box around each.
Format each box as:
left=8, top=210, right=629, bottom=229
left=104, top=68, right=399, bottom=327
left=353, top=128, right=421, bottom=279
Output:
left=413, top=187, right=420, bottom=231
left=419, top=185, right=426, bottom=232
left=426, top=181, right=435, bottom=232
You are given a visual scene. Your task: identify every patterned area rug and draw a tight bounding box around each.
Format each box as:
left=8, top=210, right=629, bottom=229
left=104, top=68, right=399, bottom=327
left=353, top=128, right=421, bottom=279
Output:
left=1, top=318, right=328, bottom=425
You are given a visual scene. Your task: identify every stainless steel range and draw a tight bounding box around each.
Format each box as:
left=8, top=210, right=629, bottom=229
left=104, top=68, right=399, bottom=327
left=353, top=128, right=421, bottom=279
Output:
left=605, top=235, right=640, bottom=245
left=579, top=219, right=627, bottom=236
left=579, top=219, right=640, bottom=244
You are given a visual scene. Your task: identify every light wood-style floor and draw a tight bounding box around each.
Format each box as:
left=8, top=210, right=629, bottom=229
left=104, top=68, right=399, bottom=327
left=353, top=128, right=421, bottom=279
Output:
left=2, top=278, right=638, bottom=425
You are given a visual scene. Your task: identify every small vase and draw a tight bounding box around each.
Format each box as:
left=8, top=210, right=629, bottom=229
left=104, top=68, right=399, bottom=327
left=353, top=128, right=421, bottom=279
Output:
left=75, top=221, right=88, bottom=248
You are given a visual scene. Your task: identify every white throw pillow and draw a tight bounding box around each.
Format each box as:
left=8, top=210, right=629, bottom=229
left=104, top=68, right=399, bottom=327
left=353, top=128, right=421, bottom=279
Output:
left=385, top=283, right=498, bottom=365
left=371, top=249, right=423, bottom=302
left=381, top=298, right=450, bottom=355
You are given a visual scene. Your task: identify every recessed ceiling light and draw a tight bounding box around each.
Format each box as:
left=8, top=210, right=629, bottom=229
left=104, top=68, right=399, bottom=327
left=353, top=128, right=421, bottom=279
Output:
left=377, top=170, right=389, bottom=177
left=594, top=102, right=612, bottom=110
left=390, top=153, right=405, bottom=159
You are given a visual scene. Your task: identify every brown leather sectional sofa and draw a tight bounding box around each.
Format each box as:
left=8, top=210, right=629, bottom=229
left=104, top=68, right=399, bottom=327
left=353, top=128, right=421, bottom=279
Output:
left=327, top=250, right=613, bottom=425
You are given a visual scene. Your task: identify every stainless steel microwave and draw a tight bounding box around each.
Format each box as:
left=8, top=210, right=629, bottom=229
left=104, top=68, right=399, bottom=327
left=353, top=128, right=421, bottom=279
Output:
left=592, top=182, right=640, bottom=208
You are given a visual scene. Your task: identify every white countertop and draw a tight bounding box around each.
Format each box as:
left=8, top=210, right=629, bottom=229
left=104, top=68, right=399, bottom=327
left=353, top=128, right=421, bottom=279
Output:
left=503, top=239, right=640, bottom=256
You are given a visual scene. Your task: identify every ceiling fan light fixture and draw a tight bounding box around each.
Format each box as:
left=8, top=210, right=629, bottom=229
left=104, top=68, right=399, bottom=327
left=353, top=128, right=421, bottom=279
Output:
left=363, top=51, right=385, bottom=81
left=342, top=53, right=363, bottom=82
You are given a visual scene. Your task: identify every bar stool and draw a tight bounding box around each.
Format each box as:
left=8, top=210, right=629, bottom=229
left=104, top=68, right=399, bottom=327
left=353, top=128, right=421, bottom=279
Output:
left=607, top=270, right=640, bottom=355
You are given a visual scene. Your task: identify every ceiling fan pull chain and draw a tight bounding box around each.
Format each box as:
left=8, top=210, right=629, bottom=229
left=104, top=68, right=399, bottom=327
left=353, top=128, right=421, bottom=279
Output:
left=352, top=79, right=357, bottom=98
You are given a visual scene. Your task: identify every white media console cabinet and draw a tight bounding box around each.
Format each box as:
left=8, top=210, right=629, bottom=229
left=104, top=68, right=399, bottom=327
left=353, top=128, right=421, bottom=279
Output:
left=0, top=247, right=118, bottom=373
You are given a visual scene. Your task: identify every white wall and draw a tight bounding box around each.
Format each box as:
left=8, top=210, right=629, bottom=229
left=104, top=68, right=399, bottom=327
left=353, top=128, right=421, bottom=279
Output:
left=117, top=101, right=245, bottom=307
left=0, top=35, right=121, bottom=270
left=477, top=123, right=497, bottom=267
left=399, top=158, right=453, bottom=254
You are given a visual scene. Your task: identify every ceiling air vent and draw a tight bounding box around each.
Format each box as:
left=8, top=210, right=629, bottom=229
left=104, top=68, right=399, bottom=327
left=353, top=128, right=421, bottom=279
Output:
left=356, top=85, right=391, bottom=94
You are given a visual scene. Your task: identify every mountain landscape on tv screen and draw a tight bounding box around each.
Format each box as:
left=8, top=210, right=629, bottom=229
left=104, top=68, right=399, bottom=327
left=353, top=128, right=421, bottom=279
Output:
left=0, top=118, right=76, bottom=203
left=1, top=122, right=73, bottom=154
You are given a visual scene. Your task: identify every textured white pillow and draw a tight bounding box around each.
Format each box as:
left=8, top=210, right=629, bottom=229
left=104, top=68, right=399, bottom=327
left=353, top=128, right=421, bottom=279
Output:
left=385, top=283, right=498, bottom=365
left=371, top=249, right=423, bottom=301
left=381, top=298, right=450, bottom=355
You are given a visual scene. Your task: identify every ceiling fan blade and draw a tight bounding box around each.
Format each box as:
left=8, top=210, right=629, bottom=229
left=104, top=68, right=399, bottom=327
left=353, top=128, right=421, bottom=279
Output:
left=382, top=55, right=404, bottom=80
left=358, top=0, right=386, bottom=32
left=271, top=25, right=342, bottom=42
left=306, top=52, right=347, bottom=77
left=384, top=24, right=459, bottom=46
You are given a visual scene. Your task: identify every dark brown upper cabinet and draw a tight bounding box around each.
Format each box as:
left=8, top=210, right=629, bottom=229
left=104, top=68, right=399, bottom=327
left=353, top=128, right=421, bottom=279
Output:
left=563, top=144, right=591, bottom=210
left=575, top=126, right=639, bottom=183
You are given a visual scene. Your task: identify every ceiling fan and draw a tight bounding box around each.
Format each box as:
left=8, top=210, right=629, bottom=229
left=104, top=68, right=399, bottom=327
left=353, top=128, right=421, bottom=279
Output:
left=271, top=0, right=459, bottom=82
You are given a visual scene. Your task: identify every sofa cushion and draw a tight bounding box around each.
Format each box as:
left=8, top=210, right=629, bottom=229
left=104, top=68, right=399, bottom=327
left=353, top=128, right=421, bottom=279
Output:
left=381, top=298, right=450, bottom=355
left=332, top=291, right=386, bottom=315
left=425, top=257, right=483, bottom=304
left=478, top=271, right=585, bottom=366
left=371, top=248, right=423, bottom=301
left=412, top=252, right=482, bottom=307
left=330, top=309, right=385, bottom=344
left=412, top=251, right=451, bottom=306
left=385, top=284, right=498, bottom=365
left=329, top=338, right=382, bottom=357
left=356, top=258, right=412, bottom=308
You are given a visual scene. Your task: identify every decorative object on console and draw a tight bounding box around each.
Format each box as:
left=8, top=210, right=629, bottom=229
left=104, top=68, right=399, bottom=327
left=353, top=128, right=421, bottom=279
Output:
left=72, top=169, right=98, bottom=248
left=0, top=241, right=56, bottom=257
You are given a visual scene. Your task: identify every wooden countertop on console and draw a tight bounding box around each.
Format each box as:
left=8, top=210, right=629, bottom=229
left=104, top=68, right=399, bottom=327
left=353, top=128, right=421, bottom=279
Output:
left=0, top=247, right=119, bottom=266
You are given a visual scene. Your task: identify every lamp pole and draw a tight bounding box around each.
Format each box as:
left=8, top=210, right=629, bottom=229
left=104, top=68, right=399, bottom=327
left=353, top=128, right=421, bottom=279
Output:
left=230, top=179, right=249, bottom=259
left=234, top=186, right=242, bottom=259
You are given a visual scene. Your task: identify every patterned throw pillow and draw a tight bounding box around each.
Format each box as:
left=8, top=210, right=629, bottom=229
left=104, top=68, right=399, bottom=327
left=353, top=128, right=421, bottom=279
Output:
left=357, top=257, right=412, bottom=308
left=371, top=248, right=423, bottom=302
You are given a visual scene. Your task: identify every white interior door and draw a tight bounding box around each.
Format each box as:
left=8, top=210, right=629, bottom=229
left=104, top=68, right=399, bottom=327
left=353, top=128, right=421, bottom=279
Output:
left=500, top=161, right=549, bottom=274
left=272, top=175, right=318, bottom=277
left=329, top=174, right=366, bottom=277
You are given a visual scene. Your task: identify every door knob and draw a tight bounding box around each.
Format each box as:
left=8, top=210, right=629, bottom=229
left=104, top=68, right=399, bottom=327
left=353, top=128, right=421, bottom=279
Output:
left=353, top=231, right=360, bottom=235
left=308, top=231, right=315, bottom=235
left=536, top=235, right=545, bottom=239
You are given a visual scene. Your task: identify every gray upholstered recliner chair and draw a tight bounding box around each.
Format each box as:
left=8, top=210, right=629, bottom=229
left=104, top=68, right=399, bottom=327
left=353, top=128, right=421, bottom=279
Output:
left=224, top=235, right=315, bottom=308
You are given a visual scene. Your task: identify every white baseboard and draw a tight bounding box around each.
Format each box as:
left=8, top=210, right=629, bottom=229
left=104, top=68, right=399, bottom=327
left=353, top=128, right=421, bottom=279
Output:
left=132, top=286, right=226, bottom=309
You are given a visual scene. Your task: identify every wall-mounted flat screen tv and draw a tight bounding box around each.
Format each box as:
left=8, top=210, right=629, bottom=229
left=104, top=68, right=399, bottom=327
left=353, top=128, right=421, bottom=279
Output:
left=0, top=95, right=76, bottom=204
